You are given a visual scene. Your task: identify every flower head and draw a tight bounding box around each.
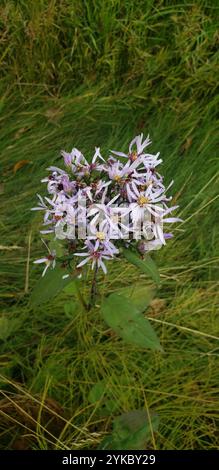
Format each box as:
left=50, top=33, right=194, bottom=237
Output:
left=33, top=133, right=181, bottom=276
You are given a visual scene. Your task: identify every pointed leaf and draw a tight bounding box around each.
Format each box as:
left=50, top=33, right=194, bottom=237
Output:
left=100, top=409, right=159, bottom=450
left=64, top=301, right=78, bottom=318
left=101, top=293, right=162, bottom=351
left=30, top=267, right=75, bottom=306
left=123, top=249, right=160, bottom=285
left=116, top=285, right=155, bottom=313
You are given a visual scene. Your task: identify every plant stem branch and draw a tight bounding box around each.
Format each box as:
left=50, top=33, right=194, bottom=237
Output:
left=88, top=264, right=98, bottom=310
left=75, top=280, right=88, bottom=311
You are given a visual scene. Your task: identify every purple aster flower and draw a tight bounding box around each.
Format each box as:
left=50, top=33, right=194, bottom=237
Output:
left=74, top=240, right=115, bottom=274
left=32, top=133, right=181, bottom=276
left=33, top=240, right=56, bottom=276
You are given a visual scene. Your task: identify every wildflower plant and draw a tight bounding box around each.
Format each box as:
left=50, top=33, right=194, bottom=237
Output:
left=31, top=134, right=181, bottom=350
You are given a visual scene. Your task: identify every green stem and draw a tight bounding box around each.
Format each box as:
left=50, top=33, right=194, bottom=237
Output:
left=88, top=264, right=98, bottom=310
left=75, top=280, right=88, bottom=311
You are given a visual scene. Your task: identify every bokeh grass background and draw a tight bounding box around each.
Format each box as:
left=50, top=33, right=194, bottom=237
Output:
left=0, top=0, right=219, bottom=450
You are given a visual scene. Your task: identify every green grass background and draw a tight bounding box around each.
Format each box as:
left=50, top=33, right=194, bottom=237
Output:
left=0, top=0, right=219, bottom=450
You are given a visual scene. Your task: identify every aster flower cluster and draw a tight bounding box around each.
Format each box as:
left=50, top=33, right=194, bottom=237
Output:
left=32, top=134, right=181, bottom=276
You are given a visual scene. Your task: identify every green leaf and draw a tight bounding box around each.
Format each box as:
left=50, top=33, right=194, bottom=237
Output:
left=88, top=380, right=107, bottom=404
left=101, top=293, right=162, bottom=351
left=116, top=285, right=155, bottom=313
left=30, top=267, right=75, bottom=306
left=63, top=279, right=79, bottom=295
left=123, top=249, right=160, bottom=285
left=64, top=301, right=78, bottom=318
left=100, top=409, right=159, bottom=450
left=49, top=239, right=65, bottom=257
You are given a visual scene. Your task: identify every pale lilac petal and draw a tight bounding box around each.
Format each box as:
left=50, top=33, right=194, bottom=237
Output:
left=129, top=136, right=138, bottom=154
left=40, top=229, right=54, bottom=234
left=164, top=233, right=173, bottom=239
left=110, top=150, right=128, bottom=158
left=94, top=239, right=99, bottom=251
left=99, top=259, right=107, bottom=274
left=47, top=166, right=66, bottom=174
left=77, top=257, right=90, bottom=268
left=34, top=258, right=47, bottom=264
left=164, top=217, right=182, bottom=223
left=74, top=252, right=89, bottom=257
left=156, top=224, right=166, bottom=245
left=42, top=265, right=49, bottom=276
left=31, top=207, right=46, bottom=211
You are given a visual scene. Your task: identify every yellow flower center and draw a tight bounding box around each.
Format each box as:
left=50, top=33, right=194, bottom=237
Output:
left=114, top=175, right=121, bottom=182
left=131, top=151, right=138, bottom=161
left=96, top=231, right=106, bottom=240
left=137, top=195, right=149, bottom=207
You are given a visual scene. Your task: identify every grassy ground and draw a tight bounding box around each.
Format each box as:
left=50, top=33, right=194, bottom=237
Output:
left=0, top=0, right=219, bottom=450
